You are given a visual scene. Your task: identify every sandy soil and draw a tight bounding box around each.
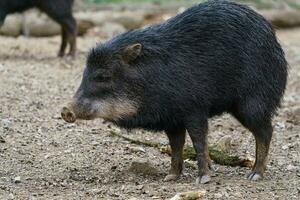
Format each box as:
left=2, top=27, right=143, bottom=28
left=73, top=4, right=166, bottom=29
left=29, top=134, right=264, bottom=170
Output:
left=0, top=28, right=299, bottom=200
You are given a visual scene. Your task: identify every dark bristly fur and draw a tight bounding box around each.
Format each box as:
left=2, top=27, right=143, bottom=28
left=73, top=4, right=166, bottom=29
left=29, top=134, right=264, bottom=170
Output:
left=65, top=0, right=288, bottom=183
left=0, top=0, right=76, bottom=57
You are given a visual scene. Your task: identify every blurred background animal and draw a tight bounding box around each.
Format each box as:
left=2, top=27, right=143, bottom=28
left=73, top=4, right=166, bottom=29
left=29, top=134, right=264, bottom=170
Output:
left=0, top=0, right=76, bottom=57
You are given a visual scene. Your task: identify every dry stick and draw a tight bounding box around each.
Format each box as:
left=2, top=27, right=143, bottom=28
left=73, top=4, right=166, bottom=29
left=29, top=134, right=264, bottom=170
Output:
left=109, top=130, right=253, bottom=168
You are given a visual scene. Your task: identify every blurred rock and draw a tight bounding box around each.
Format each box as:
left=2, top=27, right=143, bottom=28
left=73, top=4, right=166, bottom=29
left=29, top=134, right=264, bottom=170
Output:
left=261, top=10, right=300, bottom=28
left=99, top=22, right=126, bottom=38
left=24, top=11, right=94, bottom=37
left=0, top=64, right=4, bottom=72
left=0, top=11, right=96, bottom=37
left=76, top=10, right=145, bottom=30
left=162, top=14, right=173, bottom=21
left=0, top=14, right=22, bottom=37
left=87, top=22, right=126, bottom=38
left=77, top=19, right=94, bottom=36
left=75, top=11, right=107, bottom=26
left=1, top=10, right=146, bottom=37
left=23, top=11, right=61, bottom=37
left=111, top=11, right=144, bottom=29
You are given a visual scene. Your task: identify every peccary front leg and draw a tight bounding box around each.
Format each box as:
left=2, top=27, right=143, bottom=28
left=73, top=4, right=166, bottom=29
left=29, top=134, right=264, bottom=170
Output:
left=185, top=115, right=211, bottom=184
left=164, top=127, right=186, bottom=181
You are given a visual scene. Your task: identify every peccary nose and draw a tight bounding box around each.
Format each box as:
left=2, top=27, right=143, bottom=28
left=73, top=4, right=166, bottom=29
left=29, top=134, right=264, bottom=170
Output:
left=61, top=106, right=76, bottom=123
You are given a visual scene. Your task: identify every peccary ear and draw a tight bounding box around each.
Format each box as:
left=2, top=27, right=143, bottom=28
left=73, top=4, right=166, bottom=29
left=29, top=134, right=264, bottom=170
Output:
left=122, top=43, right=142, bottom=63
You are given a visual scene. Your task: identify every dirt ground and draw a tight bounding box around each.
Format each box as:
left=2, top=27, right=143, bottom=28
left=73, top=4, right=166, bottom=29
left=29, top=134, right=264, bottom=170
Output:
left=0, top=27, right=299, bottom=200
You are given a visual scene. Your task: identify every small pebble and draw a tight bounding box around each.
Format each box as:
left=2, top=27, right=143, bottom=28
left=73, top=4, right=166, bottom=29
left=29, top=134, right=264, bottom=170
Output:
left=275, top=122, right=285, bottom=129
left=0, top=177, right=9, bottom=183
left=214, top=193, right=222, bottom=199
left=137, top=185, right=144, bottom=190
left=129, top=146, right=146, bottom=153
left=13, top=176, right=21, bottom=183
left=281, top=145, right=289, bottom=150
left=0, top=136, right=5, bottom=143
left=286, top=164, right=297, bottom=171
left=6, top=193, right=14, bottom=200
left=0, top=64, right=5, bottom=71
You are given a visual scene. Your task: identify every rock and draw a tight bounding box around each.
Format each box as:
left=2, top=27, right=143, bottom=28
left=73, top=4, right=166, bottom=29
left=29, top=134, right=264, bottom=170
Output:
left=261, top=10, right=300, bottom=28
left=129, top=160, right=159, bottom=176
left=6, top=193, right=14, bottom=200
left=88, top=188, right=102, bottom=194
left=136, top=184, right=144, bottom=190
left=0, top=177, right=9, bottom=183
left=2, top=118, right=12, bottom=128
left=169, top=191, right=206, bottom=200
left=184, top=159, right=197, bottom=169
left=76, top=10, right=145, bottom=30
left=275, top=122, right=285, bottom=129
left=1, top=10, right=146, bottom=38
left=3, top=10, right=95, bottom=37
left=21, top=10, right=93, bottom=37
left=178, top=7, right=187, bottom=14
left=13, top=176, right=21, bottom=183
left=286, top=164, right=298, bottom=171
left=128, top=146, right=146, bottom=153
left=196, top=175, right=211, bottom=184
left=28, top=195, right=37, bottom=200
left=215, top=135, right=233, bottom=153
left=75, top=11, right=108, bottom=26
left=0, top=64, right=4, bottom=72
left=0, top=14, right=23, bottom=37
left=97, top=22, right=126, bottom=38
left=0, top=136, right=5, bottom=143
left=214, top=193, right=223, bottom=199
left=1, top=10, right=146, bottom=37
left=233, top=192, right=243, bottom=198
left=77, top=19, right=94, bottom=36
left=162, top=14, right=173, bottom=21
left=23, top=11, right=61, bottom=37
left=289, top=107, right=300, bottom=125
left=111, top=11, right=144, bottom=29
left=159, top=139, right=169, bottom=145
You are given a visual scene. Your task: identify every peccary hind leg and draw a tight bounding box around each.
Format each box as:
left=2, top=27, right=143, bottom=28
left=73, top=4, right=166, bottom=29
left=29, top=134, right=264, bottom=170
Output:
left=232, top=100, right=273, bottom=181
